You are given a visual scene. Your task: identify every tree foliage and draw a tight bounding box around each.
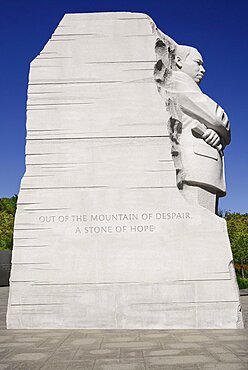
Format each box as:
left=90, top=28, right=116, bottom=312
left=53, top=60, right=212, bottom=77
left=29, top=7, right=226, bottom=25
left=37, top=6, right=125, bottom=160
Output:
left=0, top=195, right=17, bottom=216
left=225, top=212, right=248, bottom=278
left=0, top=195, right=17, bottom=250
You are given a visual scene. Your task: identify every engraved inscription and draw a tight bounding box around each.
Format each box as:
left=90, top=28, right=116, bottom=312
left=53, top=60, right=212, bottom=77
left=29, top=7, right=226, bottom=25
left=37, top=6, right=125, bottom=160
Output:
left=38, top=211, right=192, bottom=235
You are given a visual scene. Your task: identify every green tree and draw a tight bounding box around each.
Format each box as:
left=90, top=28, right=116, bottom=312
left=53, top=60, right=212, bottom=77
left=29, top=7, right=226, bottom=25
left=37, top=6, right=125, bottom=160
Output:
left=0, top=195, right=18, bottom=251
left=0, top=194, right=18, bottom=216
left=225, top=212, right=248, bottom=279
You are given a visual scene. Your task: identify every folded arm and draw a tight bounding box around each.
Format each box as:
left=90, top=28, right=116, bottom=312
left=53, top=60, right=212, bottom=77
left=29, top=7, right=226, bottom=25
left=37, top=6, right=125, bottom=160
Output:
left=178, top=91, right=230, bottom=147
left=166, top=71, right=231, bottom=147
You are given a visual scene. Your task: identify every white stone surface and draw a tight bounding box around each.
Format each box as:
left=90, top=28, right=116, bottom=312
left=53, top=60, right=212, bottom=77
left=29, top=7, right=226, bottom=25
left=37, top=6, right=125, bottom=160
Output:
left=7, top=12, right=243, bottom=329
left=153, top=40, right=231, bottom=213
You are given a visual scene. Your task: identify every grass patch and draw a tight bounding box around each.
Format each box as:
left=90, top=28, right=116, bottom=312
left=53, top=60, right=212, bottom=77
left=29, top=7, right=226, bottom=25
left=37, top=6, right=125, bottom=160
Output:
left=237, top=276, right=248, bottom=289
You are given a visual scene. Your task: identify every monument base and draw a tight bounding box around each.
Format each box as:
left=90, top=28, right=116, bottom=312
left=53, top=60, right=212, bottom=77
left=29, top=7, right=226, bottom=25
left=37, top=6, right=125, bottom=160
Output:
left=7, top=282, right=242, bottom=329
left=7, top=189, right=243, bottom=329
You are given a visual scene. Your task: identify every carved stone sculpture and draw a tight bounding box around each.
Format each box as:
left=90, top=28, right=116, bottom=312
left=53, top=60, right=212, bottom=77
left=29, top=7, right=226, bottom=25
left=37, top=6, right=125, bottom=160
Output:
left=154, top=38, right=230, bottom=213
left=7, top=12, right=243, bottom=329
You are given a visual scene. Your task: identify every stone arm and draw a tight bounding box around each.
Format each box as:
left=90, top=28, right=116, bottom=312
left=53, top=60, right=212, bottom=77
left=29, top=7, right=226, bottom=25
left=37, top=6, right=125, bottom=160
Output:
left=178, top=91, right=231, bottom=147
left=165, top=71, right=231, bottom=148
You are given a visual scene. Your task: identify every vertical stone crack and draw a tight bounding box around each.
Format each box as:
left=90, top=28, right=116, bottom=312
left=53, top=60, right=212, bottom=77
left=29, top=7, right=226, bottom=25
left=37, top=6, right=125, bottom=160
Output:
left=153, top=36, right=185, bottom=189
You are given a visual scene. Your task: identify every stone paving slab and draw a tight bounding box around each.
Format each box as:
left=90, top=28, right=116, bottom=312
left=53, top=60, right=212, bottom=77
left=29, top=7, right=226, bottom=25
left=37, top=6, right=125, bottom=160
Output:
left=0, top=287, right=247, bottom=369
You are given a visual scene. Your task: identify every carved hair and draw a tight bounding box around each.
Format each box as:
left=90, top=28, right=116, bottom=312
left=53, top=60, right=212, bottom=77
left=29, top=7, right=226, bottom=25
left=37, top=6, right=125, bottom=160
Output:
left=176, top=45, right=197, bottom=61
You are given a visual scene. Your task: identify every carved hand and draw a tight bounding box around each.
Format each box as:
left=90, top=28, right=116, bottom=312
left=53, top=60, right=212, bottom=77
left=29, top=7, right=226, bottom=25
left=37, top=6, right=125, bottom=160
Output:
left=202, top=128, right=221, bottom=149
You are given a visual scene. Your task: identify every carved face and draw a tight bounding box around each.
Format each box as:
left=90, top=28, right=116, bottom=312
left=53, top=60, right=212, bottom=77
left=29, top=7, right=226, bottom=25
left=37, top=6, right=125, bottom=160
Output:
left=176, top=48, right=205, bottom=84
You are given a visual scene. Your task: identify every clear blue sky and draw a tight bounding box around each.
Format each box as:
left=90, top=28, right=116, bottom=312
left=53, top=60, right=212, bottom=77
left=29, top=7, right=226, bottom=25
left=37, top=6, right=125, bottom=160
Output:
left=1, top=0, right=247, bottom=213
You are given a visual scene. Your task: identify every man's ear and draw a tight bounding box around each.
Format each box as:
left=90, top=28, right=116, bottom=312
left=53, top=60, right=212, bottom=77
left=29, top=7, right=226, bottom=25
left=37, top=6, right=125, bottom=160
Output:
left=175, top=56, right=183, bottom=69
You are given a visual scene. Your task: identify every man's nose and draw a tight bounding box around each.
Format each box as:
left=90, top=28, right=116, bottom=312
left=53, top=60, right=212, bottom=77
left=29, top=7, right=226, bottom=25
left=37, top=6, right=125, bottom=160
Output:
left=200, top=65, right=205, bottom=73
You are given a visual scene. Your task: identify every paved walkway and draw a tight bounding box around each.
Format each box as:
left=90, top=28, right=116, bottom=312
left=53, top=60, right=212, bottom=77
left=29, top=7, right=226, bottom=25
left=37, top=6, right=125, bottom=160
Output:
left=0, top=287, right=247, bottom=370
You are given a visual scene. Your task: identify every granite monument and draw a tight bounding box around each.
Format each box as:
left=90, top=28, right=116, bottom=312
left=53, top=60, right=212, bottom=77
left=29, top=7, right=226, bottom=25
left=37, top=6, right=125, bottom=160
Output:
left=7, top=12, right=243, bottom=329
